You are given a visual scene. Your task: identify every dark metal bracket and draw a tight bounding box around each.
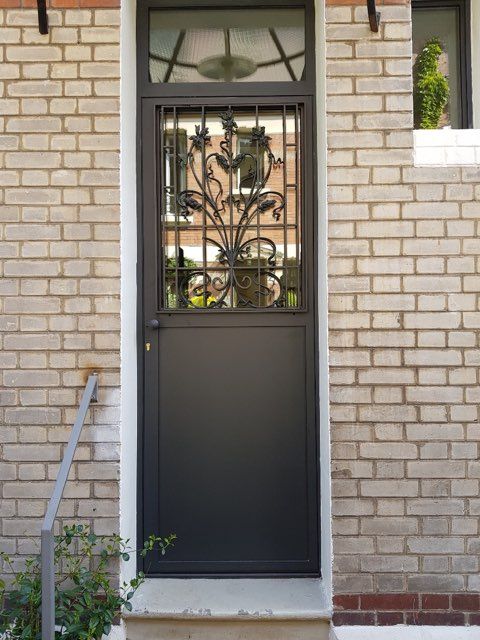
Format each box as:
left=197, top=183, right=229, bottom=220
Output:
left=367, top=0, right=381, bottom=32
left=37, top=0, right=49, bottom=35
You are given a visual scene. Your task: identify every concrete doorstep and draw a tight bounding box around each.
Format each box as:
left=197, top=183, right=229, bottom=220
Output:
left=122, top=577, right=332, bottom=639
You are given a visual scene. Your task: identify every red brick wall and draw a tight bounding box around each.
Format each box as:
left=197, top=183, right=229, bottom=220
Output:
left=0, top=0, right=118, bottom=7
left=0, top=0, right=406, bottom=6
left=334, top=594, right=480, bottom=626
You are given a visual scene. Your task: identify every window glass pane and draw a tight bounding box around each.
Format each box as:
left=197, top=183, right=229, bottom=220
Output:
left=159, top=106, right=303, bottom=309
left=237, top=129, right=265, bottom=190
left=412, top=7, right=461, bottom=128
left=149, top=8, right=305, bottom=83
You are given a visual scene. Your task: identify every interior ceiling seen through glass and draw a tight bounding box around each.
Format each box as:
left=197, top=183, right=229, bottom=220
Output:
left=149, top=8, right=306, bottom=83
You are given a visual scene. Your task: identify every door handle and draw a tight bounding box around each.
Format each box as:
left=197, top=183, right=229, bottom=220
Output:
left=146, top=319, right=160, bottom=329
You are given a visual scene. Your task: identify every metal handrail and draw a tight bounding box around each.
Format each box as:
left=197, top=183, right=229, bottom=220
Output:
left=41, top=374, right=98, bottom=640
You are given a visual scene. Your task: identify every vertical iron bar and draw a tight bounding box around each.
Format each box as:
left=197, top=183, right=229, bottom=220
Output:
left=173, top=107, right=179, bottom=306
left=229, top=104, right=233, bottom=307
left=201, top=106, right=207, bottom=306
left=41, top=529, right=54, bottom=640
left=158, top=108, right=167, bottom=309
left=294, top=104, right=300, bottom=307
left=160, top=107, right=166, bottom=307
left=282, top=105, right=288, bottom=307
left=255, top=105, right=260, bottom=308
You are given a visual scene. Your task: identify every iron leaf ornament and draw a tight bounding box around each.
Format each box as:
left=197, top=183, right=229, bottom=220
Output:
left=174, top=109, right=288, bottom=309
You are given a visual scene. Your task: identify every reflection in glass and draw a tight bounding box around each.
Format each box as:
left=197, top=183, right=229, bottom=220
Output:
left=412, top=7, right=461, bottom=128
left=159, top=106, right=303, bottom=310
left=237, top=129, right=265, bottom=190
left=149, top=9, right=305, bottom=83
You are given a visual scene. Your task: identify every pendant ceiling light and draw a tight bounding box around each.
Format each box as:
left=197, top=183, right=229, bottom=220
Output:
left=197, top=29, right=257, bottom=82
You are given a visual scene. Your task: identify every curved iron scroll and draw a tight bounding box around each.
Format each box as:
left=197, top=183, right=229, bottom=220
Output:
left=161, top=107, right=301, bottom=310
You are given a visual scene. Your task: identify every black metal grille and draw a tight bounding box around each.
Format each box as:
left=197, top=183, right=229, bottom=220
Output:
left=158, top=104, right=303, bottom=310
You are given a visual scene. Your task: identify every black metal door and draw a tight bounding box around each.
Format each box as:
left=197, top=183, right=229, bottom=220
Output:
left=140, top=97, right=319, bottom=576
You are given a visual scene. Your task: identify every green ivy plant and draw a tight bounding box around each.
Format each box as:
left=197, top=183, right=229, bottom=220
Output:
left=413, top=37, right=450, bottom=129
left=0, top=525, right=176, bottom=640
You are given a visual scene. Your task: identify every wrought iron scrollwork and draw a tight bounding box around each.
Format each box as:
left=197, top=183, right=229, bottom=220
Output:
left=162, top=107, right=301, bottom=310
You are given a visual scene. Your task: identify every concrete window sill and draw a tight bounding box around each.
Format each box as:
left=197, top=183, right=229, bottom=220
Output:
left=414, top=129, right=480, bottom=166
left=124, top=577, right=332, bottom=621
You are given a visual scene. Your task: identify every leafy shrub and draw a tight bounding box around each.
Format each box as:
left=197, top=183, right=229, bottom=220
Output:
left=0, top=525, right=175, bottom=640
left=413, top=37, right=450, bottom=129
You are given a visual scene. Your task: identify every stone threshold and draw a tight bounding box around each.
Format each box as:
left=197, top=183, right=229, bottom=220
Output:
left=124, top=577, right=332, bottom=621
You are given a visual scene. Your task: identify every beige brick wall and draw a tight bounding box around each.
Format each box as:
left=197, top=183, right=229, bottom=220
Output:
left=0, top=8, right=120, bottom=575
left=327, top=3, right=480, bottom=595
left=1, top=0, right=479, bottom=606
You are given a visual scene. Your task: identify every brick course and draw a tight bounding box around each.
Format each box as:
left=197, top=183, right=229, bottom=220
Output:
left=0, top=1, right=119, bottom=7
left=333, top=593, right=480, bottom=625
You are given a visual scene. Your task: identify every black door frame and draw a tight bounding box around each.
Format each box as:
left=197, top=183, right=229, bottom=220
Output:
left=136, top=0, right=321, bottom=576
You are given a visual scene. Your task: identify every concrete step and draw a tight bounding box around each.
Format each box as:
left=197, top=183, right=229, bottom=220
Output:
left=124, top=578, right=332, bottom=640
left=126, top=617, right=330, bottom=640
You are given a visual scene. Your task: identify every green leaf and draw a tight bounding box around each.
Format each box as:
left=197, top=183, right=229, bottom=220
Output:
left=0, top=526, right=174, bottom=638
left=413, top=37, right=450, bottom=129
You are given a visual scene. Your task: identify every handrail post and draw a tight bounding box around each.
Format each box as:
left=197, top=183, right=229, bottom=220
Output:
left=41, top=529, right=55, bottom=640
left=41, top=373, right=98, bottom=640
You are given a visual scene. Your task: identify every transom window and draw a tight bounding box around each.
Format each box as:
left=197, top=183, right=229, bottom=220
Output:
left=149, top=8, right=306, bottom=83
